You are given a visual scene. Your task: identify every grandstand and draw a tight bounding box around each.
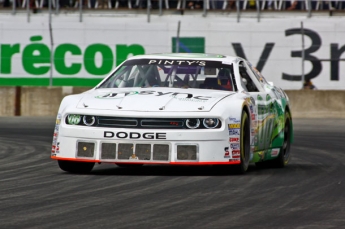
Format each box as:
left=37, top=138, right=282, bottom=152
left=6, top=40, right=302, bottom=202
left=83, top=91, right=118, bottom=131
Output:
left=1, top=0, right=345, bottom=19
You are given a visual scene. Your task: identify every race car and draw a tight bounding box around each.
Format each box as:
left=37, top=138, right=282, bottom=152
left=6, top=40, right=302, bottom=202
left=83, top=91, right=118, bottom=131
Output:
left=51, top=53, right=293, bottom=174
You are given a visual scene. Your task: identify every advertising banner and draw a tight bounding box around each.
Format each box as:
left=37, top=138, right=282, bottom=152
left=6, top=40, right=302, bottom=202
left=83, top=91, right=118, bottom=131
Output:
left=0, top=14, right=344, bottom=89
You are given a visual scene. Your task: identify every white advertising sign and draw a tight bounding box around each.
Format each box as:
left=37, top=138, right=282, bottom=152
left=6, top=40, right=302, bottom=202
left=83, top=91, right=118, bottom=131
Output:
left=0, top=14, right=344, bottom=89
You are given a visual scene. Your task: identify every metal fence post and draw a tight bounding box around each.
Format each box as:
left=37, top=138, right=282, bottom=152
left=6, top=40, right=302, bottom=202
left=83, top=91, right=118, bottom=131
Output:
left=236, top=0, right=240, bottom=23
left=301, top=21, right=305, bottom=87
left=147, top=0, right=151, bottom=23
left=79, top=0, right=83, bottom=22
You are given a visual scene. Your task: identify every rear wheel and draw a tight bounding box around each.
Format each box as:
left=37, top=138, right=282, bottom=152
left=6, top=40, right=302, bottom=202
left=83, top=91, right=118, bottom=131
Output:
left=233, top=110, right=251, bottom=174
left=270, top=112, right=292, bottom=167
left=255, top=112, right=292, bottom=169
left=58, top=160, right=95, bottom=174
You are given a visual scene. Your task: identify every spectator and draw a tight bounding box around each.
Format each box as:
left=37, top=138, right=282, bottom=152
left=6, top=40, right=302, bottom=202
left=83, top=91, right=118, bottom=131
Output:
left=187, top=0, right=203, bottom=9
left=302, top=79, right=317, bottom=90
left=267, top=0, right=273, bottom=10
left=287, top=0, right=298, bottom=10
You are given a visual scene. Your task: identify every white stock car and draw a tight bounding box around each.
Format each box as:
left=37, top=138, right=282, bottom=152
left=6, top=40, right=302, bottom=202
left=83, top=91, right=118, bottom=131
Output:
left=51, top=53, right=293, bottom=174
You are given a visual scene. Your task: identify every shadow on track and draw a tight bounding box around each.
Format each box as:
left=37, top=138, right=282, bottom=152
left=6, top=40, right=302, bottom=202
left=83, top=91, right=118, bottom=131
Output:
left=73, top=164, right=303, bottom=176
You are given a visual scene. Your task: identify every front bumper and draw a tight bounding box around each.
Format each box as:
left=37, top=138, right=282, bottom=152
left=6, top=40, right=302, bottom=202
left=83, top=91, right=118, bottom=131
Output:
left=51, top=124, right=241, bottom=165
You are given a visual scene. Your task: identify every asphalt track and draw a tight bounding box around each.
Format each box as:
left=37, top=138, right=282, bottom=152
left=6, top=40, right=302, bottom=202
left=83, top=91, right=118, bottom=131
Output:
left=0, top=117, right=345, bottom=229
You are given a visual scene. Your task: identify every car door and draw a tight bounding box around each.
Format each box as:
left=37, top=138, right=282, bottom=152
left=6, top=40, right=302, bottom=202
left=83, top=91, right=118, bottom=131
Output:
left=238, top=61, right=277, bottom=151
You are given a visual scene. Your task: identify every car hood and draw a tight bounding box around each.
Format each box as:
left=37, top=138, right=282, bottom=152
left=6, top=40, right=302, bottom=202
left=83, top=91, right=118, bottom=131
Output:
left=76, top=88, right=235, bottom=112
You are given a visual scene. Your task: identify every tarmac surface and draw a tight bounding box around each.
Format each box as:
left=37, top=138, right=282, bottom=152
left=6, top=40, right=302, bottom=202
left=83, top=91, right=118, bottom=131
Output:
left=0, top=117, right=345, bottom=229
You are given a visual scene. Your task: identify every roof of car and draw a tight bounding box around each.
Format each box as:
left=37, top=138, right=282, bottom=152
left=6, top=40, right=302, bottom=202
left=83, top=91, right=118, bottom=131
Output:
left=127, top=53, right=241, bottom=62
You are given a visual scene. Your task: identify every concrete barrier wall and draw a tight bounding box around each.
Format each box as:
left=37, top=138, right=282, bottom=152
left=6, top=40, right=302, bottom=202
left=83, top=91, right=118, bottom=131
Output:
left=285, top=90, right=345, bottom=118
left=0, top=87, right=91, bottom=117
left=0, top=87, right=17, bottom=116
left=0, top=87, right=344, bottom=118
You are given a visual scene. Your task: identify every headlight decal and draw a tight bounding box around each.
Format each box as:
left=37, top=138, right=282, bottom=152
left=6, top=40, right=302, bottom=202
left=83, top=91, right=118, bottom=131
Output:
left=67, top=114, right=81, bottom=125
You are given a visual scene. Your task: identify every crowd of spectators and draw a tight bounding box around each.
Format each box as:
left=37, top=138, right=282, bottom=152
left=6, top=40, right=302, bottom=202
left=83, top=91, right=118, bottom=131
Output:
left=1, top=0, right=345, bottom=10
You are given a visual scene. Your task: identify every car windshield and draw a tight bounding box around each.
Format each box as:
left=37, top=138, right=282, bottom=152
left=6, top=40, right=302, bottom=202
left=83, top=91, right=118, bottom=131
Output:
left=98, top=59, right=235, bottom=91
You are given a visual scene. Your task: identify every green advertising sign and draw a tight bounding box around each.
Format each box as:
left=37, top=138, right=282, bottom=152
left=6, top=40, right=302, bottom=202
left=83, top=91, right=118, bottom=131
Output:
left=171, top=37, right=205, bottom=53
left=0, top=36, right=206, bottom=87
left=0, top=36, right=145, bottom=86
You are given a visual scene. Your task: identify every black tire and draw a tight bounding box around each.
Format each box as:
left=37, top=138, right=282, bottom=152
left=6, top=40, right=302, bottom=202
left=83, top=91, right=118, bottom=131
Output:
left=115, top=163, right=143, bottom=168
left=270, top=112, right=292, bottom=168
left=58, top=160, right=95, bottom=174
left=233, top=110, right=251, bottom=174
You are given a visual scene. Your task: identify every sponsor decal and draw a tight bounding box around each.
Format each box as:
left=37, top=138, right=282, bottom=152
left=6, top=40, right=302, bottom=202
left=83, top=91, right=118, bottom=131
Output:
left=170, top=95, right=210, bottom=103
left=258, top=151, right=265, bottom=160
left=96, top=91, right=139, bottom=99
left=52, top=115, right=61, bottom=154
left=229, top=137, right=240, bottom=143
left=271, top=148, right=280, bottom=157
left=232, top=150, right=240, bottom=158
left=230, top=143, right=240, bottom=150
left=249, top=104, right=254, bottom=113
left=229, top=158, right=240, bottom=162
left=52, top=142, right=60, bottom=154
left=228, top=123, right=240, bottom=129
left=224, top=147, right=230, bottom=158
left=229, top=117, right=240, bottom=123
left=96, top=91, right=212, bottom=101
left=148, top=60, right=206, bottom=66
left=229, top=128, right=240, bottom=135
left=53, top=133, right=58, bottom=143
left=104, top=131, right=166, bottom=139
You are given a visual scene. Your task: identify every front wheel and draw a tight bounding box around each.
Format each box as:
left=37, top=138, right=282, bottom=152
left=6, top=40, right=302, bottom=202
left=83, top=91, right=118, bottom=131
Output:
left=233, top=110, right=251, bottom=174
left=58, top=160, right=95, bottom=174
